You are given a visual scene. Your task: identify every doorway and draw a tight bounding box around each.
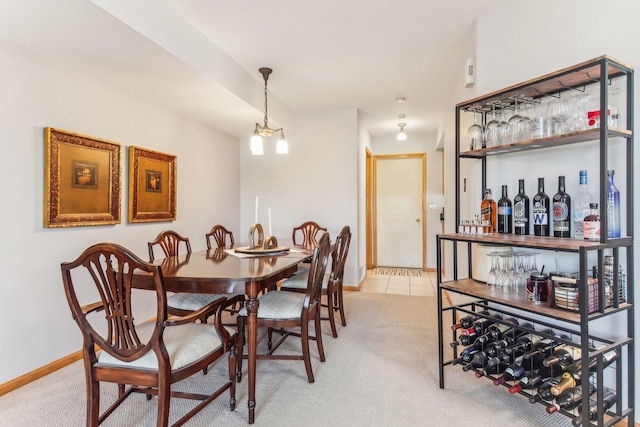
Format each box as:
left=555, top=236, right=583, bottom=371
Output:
left=370, top=153, right=426, bottom=270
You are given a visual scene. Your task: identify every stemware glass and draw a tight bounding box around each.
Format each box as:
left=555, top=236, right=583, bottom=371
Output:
left=547, top=96, right=570, bottom=136
left=486, top=252, right=499, bottom=289
left=485, top=101, right=501, bottom=147
left=467, top=110, right=485, bottom=150
left=497, top=104, right=511, bottom=145
left=518, top=99, right=532, bottom=141
left=571, top=93, right=591, bottom=131
left=498, top=253, right=513, bottom=291
left=508, top=98, right=523, bottom=143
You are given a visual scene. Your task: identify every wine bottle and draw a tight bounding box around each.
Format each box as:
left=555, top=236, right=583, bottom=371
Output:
left=549, top=349, right=617, bottom=396
left=450, top=332, right=478, bottom=348
left=451, top=310, right=490, bottom=330
left=553, top=175, right=571, bottom=238
left=533, top=177, right=550, bottom=236
left=606, top=170, right=621, bottom=238
left=543, top=346, right=581, bottom=368
left=497, top=185, right=512, bottom=234
left=528, top=374, right=563, bottom=403
left=475, top=318, right=519, bottom=345
left=481, top=189, right=497, bottom=233
left=493, top=360, right=532, bottom=386
left=575, top=389, right=617, bottom=424
left=546, top=383, right=597, bottom=414
left=468, top=313, right=503, bottom=335
left=573, top=170, right=593, bottom=237
left=523, top=335, right=568, bottom=360
left=513, top=179, right=530, bottom=235
left=462, top=350, right=489, bottom=372
left=583, top=203, right=601, bottom=241
left=508, top=363, right=561, bottom=394
left=451, top=345, right=480, bottom=365
left=503, top=330, right=554, bottom=356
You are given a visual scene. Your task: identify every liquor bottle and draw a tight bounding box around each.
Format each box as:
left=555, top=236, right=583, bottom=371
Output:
left=575, top=389, right=617, bottom=424
left=513, top=179, right=530, bottom=235
left=552, top=175, right=571, bottom=237
left=606, top=170, right=621, bottom=238
left=546, top=383, right=597, bottom=414
left=533, top=178, right=550, bottom=236
left=583, top=203, right=601, bottom=241
left=543, top=346, right=581, bottom=368
left=573, top=170, right=593, bottom=237
left=497, top=185, right=512, bottom=234
left=451, top=310, right=490, bottom=330
left=481, top=189, right=497, bottom=233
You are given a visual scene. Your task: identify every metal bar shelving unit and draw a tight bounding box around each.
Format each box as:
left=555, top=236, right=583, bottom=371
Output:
left=438, top=56, right=634, bottom=427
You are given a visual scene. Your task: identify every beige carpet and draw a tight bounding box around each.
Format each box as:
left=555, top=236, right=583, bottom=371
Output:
left=0, top=293, right=572, bottom=426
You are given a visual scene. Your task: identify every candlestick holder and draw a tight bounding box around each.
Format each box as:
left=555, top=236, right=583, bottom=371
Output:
left=234, top=223, right=289, bottom=255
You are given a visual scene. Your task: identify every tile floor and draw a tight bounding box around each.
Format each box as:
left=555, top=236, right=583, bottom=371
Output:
left=361, top=269, right=437, bottom=296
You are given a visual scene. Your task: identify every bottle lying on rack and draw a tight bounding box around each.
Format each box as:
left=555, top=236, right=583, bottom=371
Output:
left=546, top=383, right=597, bottom=414
left=475, top=317, right=519, bottom=345
left=523, top=335, right=570, bottom=360
left=549, top=350, right=618, bottom=396
left=451, top=339, right=487, bottom=365
left=462, top=350, right=490, bottom=372
left=475, top=360, right=509, bottom=378
left=451, top=310, right=491, bottom=331
left=543, top=346, right=581, bottom=368
left=450, top=332, right=478, bottom=348
left=464, top=313, right=503, bottom=335
left=508, top=363, right=564, bottom=394
left=528, top=374, right=564, bottom=404
left=493, top=358, right=543, bottom=386
left=574, top=389, right=617, bottom=425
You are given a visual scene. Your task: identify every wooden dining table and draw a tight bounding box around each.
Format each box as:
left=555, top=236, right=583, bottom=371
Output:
left=136, top=243, right=313, bottom=424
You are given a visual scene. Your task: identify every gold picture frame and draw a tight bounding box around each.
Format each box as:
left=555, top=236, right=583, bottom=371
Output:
left=128, top=146, right=177, bottom=223
left=44, top=128, right=121, bottom=227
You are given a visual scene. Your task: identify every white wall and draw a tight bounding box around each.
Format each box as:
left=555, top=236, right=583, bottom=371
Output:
left=0, top=40, right=241, bottom=383
left=369, top=132, right=443, bottom=268
left=239, top=108, right=360, bottom=287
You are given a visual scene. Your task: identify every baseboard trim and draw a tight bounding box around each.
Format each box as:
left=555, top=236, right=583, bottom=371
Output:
left=0, top=350, right=83, bottom=397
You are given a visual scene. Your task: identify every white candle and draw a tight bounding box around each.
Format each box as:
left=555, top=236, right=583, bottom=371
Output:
left=268, top=208, right=272, bottom=236
left=254, top=196, right=259, bottom=224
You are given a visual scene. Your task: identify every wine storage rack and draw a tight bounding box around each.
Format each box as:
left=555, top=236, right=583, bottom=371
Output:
left=437, top=56, right=634, bottom=426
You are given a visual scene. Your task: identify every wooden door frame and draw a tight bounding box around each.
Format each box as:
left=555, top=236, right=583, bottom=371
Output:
left=365, top=148, right=374, bottom=269
left=371, top=153, right=427, bottom=271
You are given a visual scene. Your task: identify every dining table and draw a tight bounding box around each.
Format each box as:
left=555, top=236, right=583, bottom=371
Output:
left=135, top=242, right=314, bottom=424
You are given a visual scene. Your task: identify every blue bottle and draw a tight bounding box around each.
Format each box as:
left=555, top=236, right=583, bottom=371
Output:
left=607, top=170, right=621, bottom=238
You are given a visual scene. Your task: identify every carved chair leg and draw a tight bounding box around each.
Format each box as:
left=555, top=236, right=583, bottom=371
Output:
left=87, top=376, right=100, bottom=426
left=315, top=310, right=326, bottom=362
left=301, top=321, right=314, bottom=383
left=156, top=377, right=171, bottom=427
left=326, top=291, right=338, bottom=338
left=337, top=286, right=347, bottom=326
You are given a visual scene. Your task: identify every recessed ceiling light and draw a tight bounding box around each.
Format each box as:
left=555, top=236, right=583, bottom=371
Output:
left=396, top=97, right=406, bottom=104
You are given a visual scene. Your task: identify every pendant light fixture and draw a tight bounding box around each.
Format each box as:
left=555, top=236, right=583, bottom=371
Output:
left=250, top=67, right=287, bottom=155
left=396, top=114, right=407, bottom=141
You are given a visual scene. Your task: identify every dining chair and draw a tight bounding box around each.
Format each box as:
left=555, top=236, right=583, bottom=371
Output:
left=280, top=225, right=352, bottom=337
left=206, top=224, right=235, bottom=249
left=236, top=232, right=331, bottom=383
left=60, top=243, right=237, bottom=427
left=292, top=221, right=327, bottom=247
left=149, top=230, right=243, bottom=325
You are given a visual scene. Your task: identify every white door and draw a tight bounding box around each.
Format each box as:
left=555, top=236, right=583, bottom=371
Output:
left=375, top=155, right=425, bottom=268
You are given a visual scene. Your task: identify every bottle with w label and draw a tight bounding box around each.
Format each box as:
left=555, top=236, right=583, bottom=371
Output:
left=533, top=177, right=550, bottom=236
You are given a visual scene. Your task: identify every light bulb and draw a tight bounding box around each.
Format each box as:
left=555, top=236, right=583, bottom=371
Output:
left=397, top=131, right=407, bottom=141
left=276, top=136, right=288, bottom=154
left=250, top=134, right=264, bottom=155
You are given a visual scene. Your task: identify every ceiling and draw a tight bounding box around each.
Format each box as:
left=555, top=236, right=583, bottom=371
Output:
left=0, top=0, right=508, bottom=139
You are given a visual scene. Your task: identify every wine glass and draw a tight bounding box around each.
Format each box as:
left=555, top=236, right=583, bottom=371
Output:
left=508, top=98, right=523, bottom=143
left=547, top=96, right=570, bottom=136
left=486, top=252, right=499, bottom=289
left=571, top=93, right=591, bottom=131
left=485, top=101, right=501, bottom=147
left=467, top=109, right=484, bottom=150
left=497, top=104, right=511, bottom=145
left=518, top=98, right=532, bottom=141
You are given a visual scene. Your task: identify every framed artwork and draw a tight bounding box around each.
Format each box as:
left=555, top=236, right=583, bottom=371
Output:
left=44, top=128, right=121, bottom=227
left=128, top=146, right=176, bottom=223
